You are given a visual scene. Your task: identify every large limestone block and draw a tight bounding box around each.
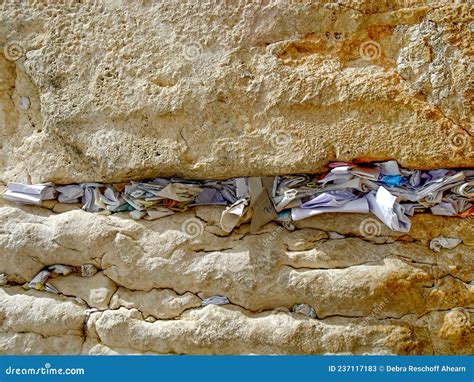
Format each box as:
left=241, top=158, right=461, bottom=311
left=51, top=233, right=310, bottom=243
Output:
left=1, top=205, right=472, bottom=320
left=431, top=308, right=474, bottom=354
left=49, top=272, right=117, bottom=310
left=0, top=206, right=113, bottom=283
left=0, top=287, right=86, bottom=337
left=0, top=0, right=473, bottom=357
left=0, top=1, right=473, bottom=184
left=89, top=305, right=472, bottom=355
left=0, top=332, right=83, bottom=355
left=109, top=288, right=202, bottom=320
left=0, top=204, right=472, bottom=355
left=82, top=338, right=156, bottom=355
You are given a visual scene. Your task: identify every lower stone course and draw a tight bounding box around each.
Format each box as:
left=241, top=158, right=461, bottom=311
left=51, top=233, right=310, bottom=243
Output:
left=0, top=202, right=472, bottom=354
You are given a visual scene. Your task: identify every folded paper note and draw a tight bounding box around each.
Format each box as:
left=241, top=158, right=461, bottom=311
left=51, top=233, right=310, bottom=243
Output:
left=2, top=161, right=472, bottom=235
left=3, top=182, right=56, bottom=205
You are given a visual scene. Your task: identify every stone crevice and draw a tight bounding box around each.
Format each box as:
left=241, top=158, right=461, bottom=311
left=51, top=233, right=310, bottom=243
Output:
left=0, top=0, right=473, bottom=354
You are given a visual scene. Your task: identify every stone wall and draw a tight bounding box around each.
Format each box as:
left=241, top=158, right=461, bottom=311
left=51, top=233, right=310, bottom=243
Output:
left=0, top=0, right=473, bottom=355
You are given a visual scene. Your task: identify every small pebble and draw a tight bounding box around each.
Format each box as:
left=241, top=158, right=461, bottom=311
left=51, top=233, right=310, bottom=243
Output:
left=85, top=308, right=98, bottom=316
left=19, top=96, right=30, bottom=110
left=75, top=297, right=86, bottom=305
left=292, top=303, right=317, bottom=319
left=0, top=273, right=7, bottom=286
left=129, top=308, right=142, bottom=319
left=81, top=264, right=98, bottom=277
left=328, top=231, right=345, bottom=239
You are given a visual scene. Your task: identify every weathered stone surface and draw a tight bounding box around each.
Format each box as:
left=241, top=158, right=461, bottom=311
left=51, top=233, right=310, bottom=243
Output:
left=0, top=0, right=473, bottom=355
left=0, top=1, right=473, bottom=184
left=0, top=286, right=85, bottom=338
left=49, top=272, right=117, bottom=310
left=88, top=305, right=472, bottom=355
left=0, top=332, right=83, bottom=355
left=0, top=204, right=472, bottom=354
left=109, top=288, right=202, bottom=320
